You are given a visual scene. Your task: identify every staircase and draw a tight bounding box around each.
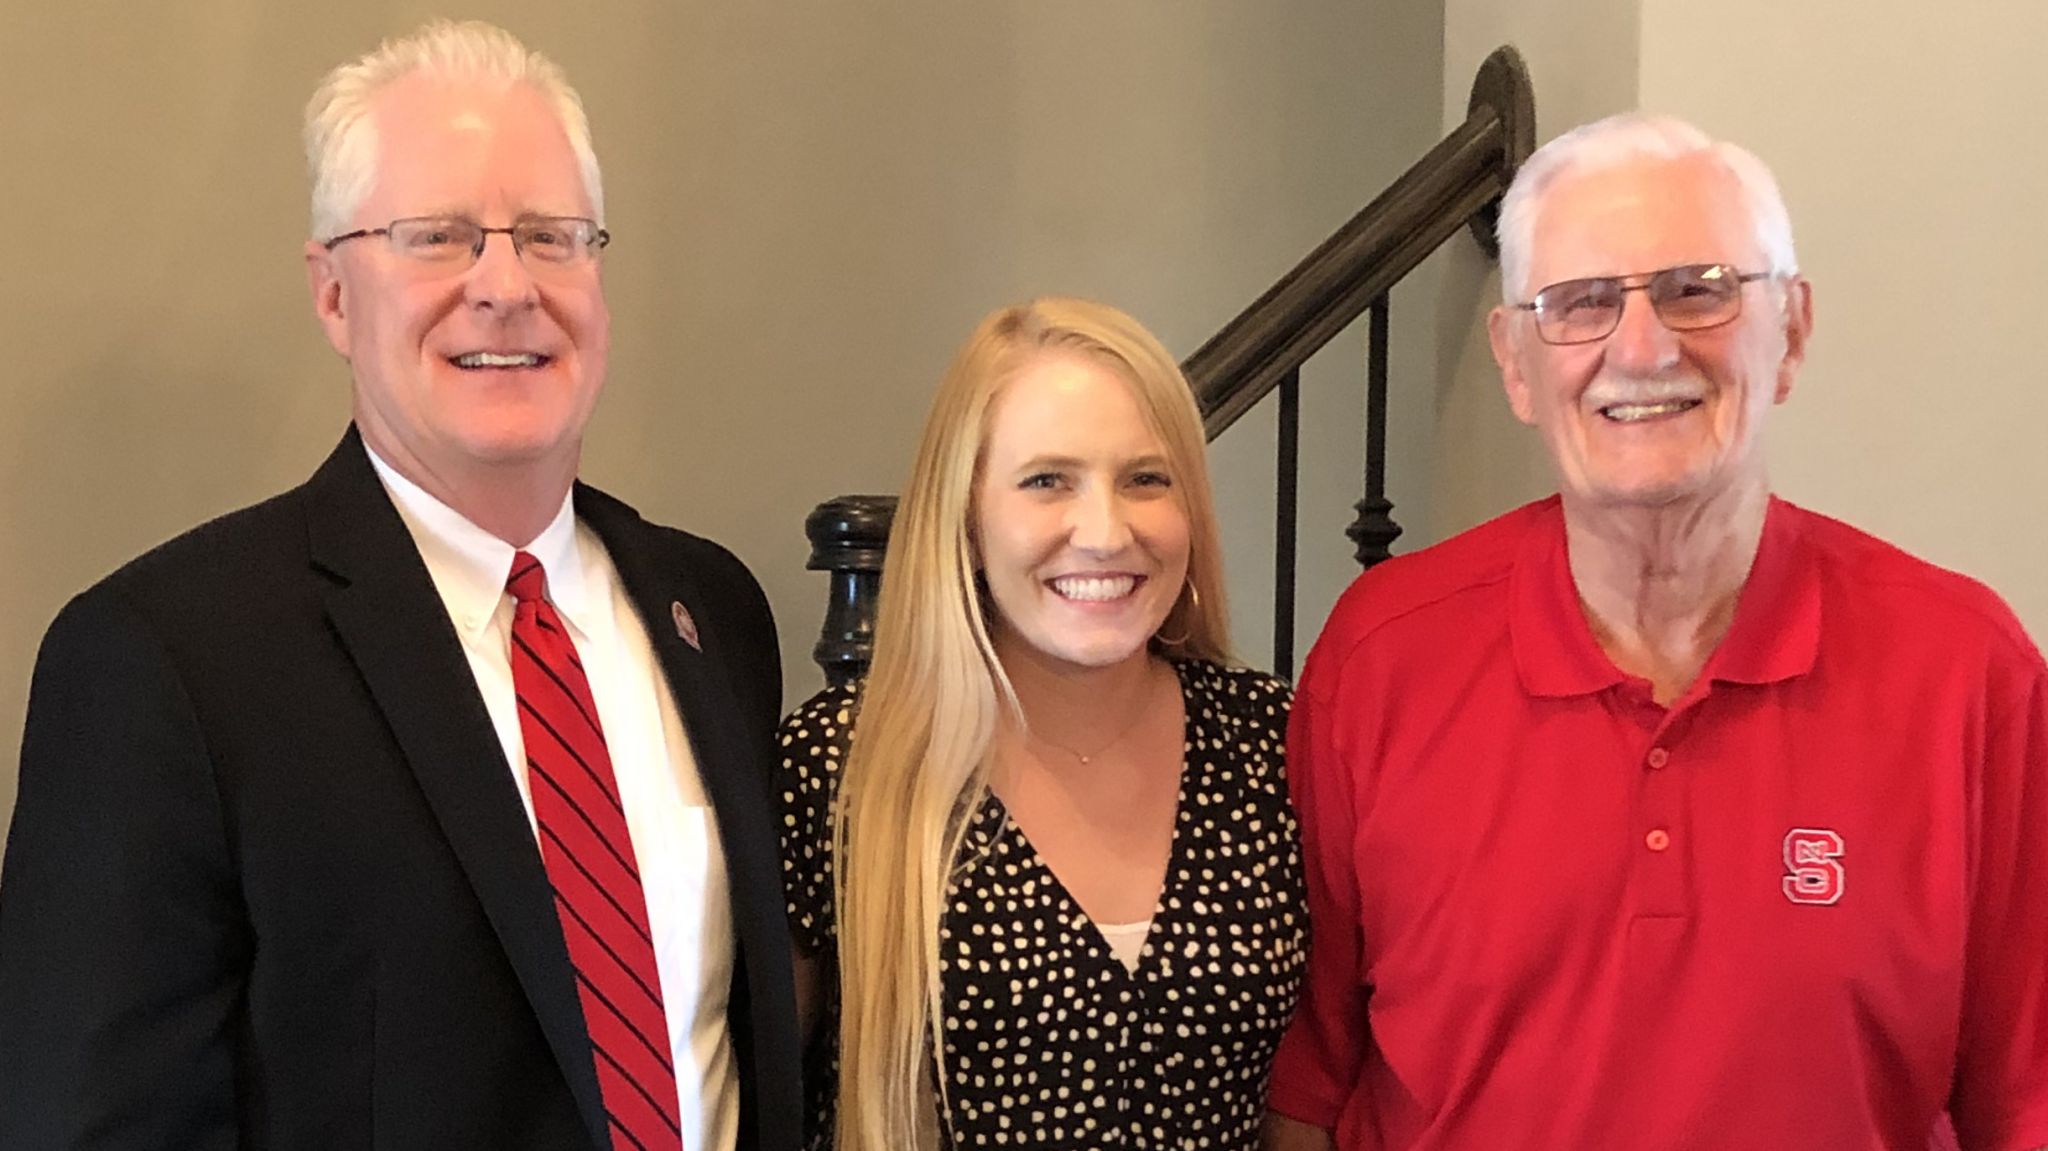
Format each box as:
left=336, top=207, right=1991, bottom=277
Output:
left=803, top=47, right=1534, bottom=686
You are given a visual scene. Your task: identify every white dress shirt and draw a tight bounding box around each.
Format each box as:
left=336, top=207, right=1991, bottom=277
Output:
left=368, top=446, right=737, bottom=1151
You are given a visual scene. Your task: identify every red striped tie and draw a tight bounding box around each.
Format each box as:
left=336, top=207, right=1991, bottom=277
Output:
left=507, top=552, right=682, bottom=1151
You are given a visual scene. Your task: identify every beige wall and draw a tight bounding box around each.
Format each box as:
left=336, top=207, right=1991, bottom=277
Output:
left=1429, top=1, right=2048, bottom=648
left=1427, top=0, right=1641, bottom=541
left=1640, top=1, right=2048, bottom=639
left=0, top=5, right=1441, bottom=832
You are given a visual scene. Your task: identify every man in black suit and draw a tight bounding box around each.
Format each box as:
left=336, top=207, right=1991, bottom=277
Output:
left=0, top=20, right=800, bottom=1151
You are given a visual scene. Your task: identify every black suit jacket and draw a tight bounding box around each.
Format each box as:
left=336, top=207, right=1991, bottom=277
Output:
left=0, top=429, right=802, bottom=1151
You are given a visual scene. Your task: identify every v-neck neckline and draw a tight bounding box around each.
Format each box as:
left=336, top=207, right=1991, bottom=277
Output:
left=965, top=659, right=1203, bottom=981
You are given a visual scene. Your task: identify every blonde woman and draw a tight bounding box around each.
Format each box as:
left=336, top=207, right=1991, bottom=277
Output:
left=776, top=297, right=1305, bottom=1150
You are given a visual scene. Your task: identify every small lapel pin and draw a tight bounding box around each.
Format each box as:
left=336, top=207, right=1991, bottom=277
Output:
left=671, top=600, right=701, bottom=651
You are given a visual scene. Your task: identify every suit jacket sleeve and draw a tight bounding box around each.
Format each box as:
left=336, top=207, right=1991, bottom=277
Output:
left=0, top=588, right=250, bottom=1149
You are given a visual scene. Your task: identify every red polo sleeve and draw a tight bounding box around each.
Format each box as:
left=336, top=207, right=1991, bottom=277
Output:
left=1267, top=642, right=1376, bottom=1139
left=1950, top=659, right=2048, bottom=1151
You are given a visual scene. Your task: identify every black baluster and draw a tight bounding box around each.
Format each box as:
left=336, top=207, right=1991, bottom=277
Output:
left=1347, top=295, right=1402, bottom=568
left=805, top=495, right=897, bottom=687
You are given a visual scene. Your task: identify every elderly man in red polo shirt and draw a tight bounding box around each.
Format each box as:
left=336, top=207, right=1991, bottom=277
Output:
left=1262, top=113, right=2048, bottom=1151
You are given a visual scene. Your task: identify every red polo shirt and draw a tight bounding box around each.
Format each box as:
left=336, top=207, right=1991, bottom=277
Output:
left=1269, top=496, right=2048, bottom=1150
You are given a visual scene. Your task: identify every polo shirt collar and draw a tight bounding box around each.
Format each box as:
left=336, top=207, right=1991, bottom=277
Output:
left=364, top=444, right=592, bottom=641
left=1509, top=494, right=1820, bottom=698
left=1510, top=497, right=1626, bottom=698
left=1699, top=496, right=1821, bottom=686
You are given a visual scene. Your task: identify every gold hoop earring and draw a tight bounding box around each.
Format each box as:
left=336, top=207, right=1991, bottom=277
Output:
left=1153, top=582, right=1199, bottom=647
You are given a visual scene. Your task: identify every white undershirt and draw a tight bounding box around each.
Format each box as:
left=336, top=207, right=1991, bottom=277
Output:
left=1096, top=918, right=1154, bottom=974
left=368, top=446, right=736, bottom=1151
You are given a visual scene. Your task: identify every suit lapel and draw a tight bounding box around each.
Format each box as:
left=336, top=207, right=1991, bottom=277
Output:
left=303, top=430, right=610, bottom=1149
left=574, top=486, right=788, bottom=1008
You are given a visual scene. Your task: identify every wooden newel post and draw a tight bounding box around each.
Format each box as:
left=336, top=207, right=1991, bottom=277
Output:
left=804, top=495, right=897, bottom=688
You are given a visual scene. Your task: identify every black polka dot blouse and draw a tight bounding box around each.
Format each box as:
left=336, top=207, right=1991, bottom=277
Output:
left=776, top=658, right=1306, bottom=1150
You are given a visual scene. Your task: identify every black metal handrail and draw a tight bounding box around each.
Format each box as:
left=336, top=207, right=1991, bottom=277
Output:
left=805, top=47, right=1534, bottom=686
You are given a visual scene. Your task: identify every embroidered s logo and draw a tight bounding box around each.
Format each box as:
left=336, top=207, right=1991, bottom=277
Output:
left=1782, top=828, right=1846, bottom=905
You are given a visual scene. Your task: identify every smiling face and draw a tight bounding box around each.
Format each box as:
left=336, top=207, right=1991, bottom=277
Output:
left=1488, top=153, right=1812, bottom=513
left=974, top=351, right=1193, bottom=676
left=305, top=71, right=609, bottom=500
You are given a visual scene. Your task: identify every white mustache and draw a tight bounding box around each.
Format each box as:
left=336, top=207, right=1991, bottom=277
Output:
left=1584, top=373, right=1706, bottom=408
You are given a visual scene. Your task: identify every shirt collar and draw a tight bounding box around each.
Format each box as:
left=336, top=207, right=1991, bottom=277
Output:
left=1509, top=497, right=1627, bottom=698
left=364, top=443, right=593, bottom=640
left=1509, top=494, right=1820, bottom=699
left=1698, top=496, right=1821, bottom=687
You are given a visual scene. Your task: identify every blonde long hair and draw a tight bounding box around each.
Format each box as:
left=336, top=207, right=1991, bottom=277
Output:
left=832, top=297, right=1231, bottom=1151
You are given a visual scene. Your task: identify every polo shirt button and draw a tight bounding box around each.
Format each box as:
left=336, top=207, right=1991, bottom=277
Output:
left=1645, top=828, right=1671, bottom=852
left=1647, top=747, right=1670, bottom=769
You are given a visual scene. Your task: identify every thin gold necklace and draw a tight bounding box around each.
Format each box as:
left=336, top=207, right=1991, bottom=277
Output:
left=1024, top=665, right=1167, bottom=765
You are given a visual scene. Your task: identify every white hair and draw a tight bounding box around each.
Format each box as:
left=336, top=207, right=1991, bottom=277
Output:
left=1495, top=112, right=1797, bottom=303
left=302, top=19, right=603, bottom=240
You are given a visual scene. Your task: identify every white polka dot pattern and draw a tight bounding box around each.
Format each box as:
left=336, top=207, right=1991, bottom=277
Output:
left=776, top=659, right=1305, bottom=1149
